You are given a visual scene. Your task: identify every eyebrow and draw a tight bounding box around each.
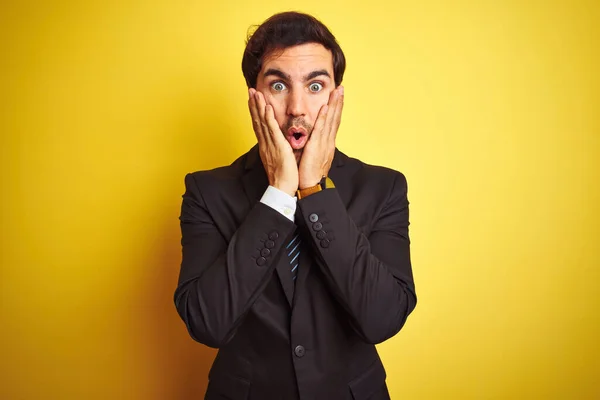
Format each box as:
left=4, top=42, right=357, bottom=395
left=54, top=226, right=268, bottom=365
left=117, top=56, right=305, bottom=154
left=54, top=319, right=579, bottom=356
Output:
left=305, top=69, right=331, bottom=81
left=263, top=68, right=331, bottom=82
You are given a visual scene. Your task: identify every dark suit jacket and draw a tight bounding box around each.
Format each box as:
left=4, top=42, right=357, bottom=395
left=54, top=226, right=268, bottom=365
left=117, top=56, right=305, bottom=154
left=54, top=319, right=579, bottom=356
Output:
left=174, top=145, right=417, bottom=400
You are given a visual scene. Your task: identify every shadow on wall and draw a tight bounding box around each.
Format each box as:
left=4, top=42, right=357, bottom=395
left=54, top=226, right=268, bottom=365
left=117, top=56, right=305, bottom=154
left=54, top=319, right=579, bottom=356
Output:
left=136, top=89, right=246, bottom=399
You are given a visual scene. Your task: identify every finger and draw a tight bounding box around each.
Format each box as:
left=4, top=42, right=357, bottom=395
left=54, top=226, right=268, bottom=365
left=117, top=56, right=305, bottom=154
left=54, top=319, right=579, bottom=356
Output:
left=312, top=103, right=329, bottom=140
left=265, top=104, right=285, bottom=146
left=255, top=90, right=266, bottom=120
left=248, top=88, right=265, bottom=141
left=303, top=104, right=328, bottom=155
left=254, top=91, right=273, bottom=145
left=323, top=87, right=341, bottom=138
left=331, top=86, right=344, bottom=141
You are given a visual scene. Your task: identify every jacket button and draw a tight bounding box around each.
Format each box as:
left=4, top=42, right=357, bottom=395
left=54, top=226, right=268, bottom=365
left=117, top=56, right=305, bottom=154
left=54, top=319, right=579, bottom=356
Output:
left=261, top=248, right=271, bottom=257
left=320, top=239, right=330, bottom=248
left=309, top=213, right=319, bottom=223
left=294, top=345, right=305, bottom=358
left=316, top=230, right=327, bottom=240
left=269, top=232, right=279, bottom=240
left=265, top=240, right=275, bottom=249
left=256, top=257, right=267, bottom=266
left=312, top=222, right=323, bottom=231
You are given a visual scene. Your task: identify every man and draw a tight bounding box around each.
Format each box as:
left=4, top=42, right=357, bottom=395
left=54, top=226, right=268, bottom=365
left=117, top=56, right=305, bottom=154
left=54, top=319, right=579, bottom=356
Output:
left=174, top=11, right=417, bottom=400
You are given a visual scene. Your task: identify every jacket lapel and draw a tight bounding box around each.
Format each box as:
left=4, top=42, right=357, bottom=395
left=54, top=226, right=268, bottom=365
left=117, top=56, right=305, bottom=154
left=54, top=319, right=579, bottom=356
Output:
left=241, top=145, right=294, bottom=307
left=241, top=145, right=269, bottom=208
left=327, top=148, right=351, bottom=208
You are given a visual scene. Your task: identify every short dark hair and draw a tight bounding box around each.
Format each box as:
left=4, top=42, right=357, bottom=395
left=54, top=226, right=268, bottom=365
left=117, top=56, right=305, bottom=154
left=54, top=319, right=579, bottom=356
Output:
left=242, top=12, right=346, bottom=88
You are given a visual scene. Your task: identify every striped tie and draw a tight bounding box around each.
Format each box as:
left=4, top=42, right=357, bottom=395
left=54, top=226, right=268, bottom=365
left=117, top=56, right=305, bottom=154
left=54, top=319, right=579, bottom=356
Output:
left=286, top=230, right=301, bottom=281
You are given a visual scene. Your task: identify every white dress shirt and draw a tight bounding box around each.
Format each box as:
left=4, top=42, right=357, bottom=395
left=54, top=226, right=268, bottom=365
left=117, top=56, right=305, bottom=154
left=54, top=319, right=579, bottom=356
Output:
left=260, top=185, right=297, bottom=222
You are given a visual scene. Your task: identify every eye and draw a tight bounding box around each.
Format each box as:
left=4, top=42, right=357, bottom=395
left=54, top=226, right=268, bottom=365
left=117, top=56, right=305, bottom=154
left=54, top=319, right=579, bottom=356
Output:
left=271, top=82, right=287, bottom=92
left=309, top=82, right=323, bottom=92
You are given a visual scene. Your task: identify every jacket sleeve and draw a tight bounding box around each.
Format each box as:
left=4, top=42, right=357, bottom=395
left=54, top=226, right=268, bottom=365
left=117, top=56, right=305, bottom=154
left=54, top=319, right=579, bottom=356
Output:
left=296, top=172, right=417, bottom=344
left=174, top=173, right=295, bottom=348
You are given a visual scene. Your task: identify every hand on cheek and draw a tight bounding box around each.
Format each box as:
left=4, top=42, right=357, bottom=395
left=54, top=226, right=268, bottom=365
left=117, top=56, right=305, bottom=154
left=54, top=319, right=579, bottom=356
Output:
left=248, top=88, right=298, bottom=196
left=298, top=86, right=344, bottom=189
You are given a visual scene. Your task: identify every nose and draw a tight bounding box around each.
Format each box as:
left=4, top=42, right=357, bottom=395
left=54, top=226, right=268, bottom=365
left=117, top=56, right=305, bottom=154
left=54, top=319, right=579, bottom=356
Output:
left=286, top=88, right=307, bottom=118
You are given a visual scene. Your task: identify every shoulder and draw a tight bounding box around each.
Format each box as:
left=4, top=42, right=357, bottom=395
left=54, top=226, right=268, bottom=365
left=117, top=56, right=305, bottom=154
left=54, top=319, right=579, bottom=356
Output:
left=184, top=148, right=250, bottom=189
left=342, top=152, right=408, bottom=195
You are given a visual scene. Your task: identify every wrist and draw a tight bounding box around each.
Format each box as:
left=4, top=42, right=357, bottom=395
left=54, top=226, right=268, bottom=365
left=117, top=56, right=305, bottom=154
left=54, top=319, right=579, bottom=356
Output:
left=297, top=176, right=335, bottom=199
left=272, top=180, right=298, bottom=197
left=298, top=176, right=323, bottom=190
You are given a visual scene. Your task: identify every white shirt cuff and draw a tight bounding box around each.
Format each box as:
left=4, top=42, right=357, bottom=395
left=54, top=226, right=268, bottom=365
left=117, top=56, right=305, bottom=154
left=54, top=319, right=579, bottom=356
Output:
left=260, top=186, right=297, bottom=222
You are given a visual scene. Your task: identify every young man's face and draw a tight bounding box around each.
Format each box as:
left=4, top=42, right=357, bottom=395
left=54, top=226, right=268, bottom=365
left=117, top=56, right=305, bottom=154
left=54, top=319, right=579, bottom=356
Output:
left=255, top=43, right=335, bottom=160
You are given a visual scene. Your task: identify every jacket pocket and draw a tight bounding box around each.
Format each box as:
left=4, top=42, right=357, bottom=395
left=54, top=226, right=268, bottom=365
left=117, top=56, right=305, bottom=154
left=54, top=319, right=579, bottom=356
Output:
left=205, top=374, right=250, bottom=400
left=348, top=360, right=387, bottom=400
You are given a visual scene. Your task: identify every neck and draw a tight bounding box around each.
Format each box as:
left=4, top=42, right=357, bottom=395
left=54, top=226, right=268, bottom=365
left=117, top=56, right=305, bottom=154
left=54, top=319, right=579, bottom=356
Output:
left=294, top=149, right=303, bottom=165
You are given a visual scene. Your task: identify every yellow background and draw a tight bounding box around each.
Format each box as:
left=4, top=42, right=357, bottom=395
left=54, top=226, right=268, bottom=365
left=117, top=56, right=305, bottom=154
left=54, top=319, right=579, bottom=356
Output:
left=1, top=0, right=598, bottom=398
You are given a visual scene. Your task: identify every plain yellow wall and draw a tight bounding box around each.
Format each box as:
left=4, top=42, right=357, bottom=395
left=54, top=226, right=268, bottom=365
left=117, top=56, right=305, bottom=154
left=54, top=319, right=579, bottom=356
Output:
left=1, top=0, right=598, bottom=399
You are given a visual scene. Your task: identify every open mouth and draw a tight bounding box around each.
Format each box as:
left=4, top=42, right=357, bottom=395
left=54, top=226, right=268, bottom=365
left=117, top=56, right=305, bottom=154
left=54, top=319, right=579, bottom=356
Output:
left=286, top=127, right=308, bottom=150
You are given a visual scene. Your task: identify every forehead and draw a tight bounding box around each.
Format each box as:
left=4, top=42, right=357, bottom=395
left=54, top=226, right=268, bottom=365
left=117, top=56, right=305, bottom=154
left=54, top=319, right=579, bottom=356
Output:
left=261, top=43, right=334, bottom=79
